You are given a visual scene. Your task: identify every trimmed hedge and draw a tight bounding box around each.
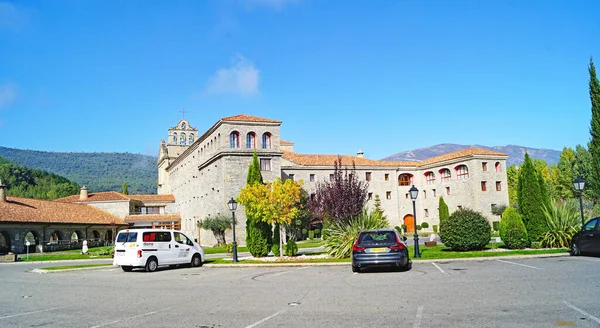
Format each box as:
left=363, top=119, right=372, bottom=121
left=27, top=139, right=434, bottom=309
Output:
left=499, top=207, right=529, bottom=249
left=421, top=222, right=429, bottom=229
left=284, top=240, right=298, bottom=256
left=439, top=208, right=491, bottom=251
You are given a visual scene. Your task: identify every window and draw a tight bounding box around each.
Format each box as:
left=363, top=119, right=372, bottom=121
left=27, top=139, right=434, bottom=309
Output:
left=446, top=186, right=450, bottom=195
left=368, top=192, right=373, bottom=200
left=496, top=181, right=502, bottom=191
left=188, top=134, right=195, bottom=145
left=172, top=132, right=177, bottom=144
left=398, top=174, right=413, bottom=186
left=432, top=189, right=437, bottom=197
left=481, top=181, right=487, bottom=191
left=385, top=174, right=390, bottom=181
left=405, top=193, right=409, bottom=199
left=424, top=209, right=429, bottom=217
left=386, top=191, right=391, bottom=200
left=116, top=232, right=137, bottom=243
left=495, top=162, right=501, bottom=172
left=180, top=132, right=186, bottom=145
left=174, top=232, right=193, bottom=246
left=310, top=193, right=316, bottom=201
left=583, top=219, right=598, bottom=231
left=425, top=171, right=435, bottom=184
left=143, top=231, right=171, bottom=242
left=456, top=165, right=469, bottom=180
left=262, top=133, right=272, bottom=149
left=229, top=131, right=240, bottom=148
left=440, top=169, right=451, bottom=182
left=482, top=162, right=488, bottom=172
left=246, top=132, right=256, bottom=148
left=423, top=190, right=427, bottom=199
left=329, top=174, right=334, bottom=181
left=366, top=172, right=372, bottom=181
left=260, top=158, right=271, bottom=171
left=310, top=174, right=315, bottom=182
left=289, top=174, right=295, bottom=181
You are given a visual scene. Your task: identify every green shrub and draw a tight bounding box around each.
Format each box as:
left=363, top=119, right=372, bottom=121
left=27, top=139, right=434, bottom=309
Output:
left=284, top=240, right=298, bottom=256
left=499, top=207, right=529, bottom=249
left=314, top=228, right=321, bottom=238
left=541, top=201, right=580, bottom=248
left=439, top=208, right=491, bottom=251
left=272, top=223, right=281, bottom=256
left=432, top=225, right=438, bottom=234
left=416, top=224, right=422, bottom=231
left=401, top=224, right=407, bottom=232
left=323, top=209, right=389, bottom=259
left=225, top=243, right=233, bottom=254
left=308, top=230, right=315, bottom=240
left=247, top=220, right=271, bottom=257
left=492, top=221, right=500, bottom=232
left=530, top=242, right=542, bottom=249
left=394, top=225, right=402, bottom=234
left=301, top=228, right=308, bottom=238
left=271, top=243, right=280, bottom=257
left=421, top=222, right=429, bottom=229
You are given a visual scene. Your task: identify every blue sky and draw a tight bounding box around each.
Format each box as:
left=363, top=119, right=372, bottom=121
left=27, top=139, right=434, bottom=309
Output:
left=0, top=0, right=599, bottom=160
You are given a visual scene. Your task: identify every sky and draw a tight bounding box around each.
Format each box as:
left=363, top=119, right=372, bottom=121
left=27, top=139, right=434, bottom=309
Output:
left=0, top=0, right=599, bottom=160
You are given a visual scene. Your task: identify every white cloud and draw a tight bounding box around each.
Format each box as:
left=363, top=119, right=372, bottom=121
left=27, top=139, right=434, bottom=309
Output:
left=243, top=0, right=299, bottom=10
left=205, top=54, right=260, bottom=96
left=0, top=82, right=17, bottom=108
left=0, top=2, right=28, bottom=29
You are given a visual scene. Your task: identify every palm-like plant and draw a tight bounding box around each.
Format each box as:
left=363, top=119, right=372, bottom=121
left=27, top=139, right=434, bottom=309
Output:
left=541, top=200, right=580, bottom=248
left=323, top=209, right=389, bottom=259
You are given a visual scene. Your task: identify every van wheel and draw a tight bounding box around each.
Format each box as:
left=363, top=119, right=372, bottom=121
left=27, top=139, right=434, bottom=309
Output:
left=145, top=258, right=158, bottom=272
left=121, top=266, right=133, bottom=272
left=191, top=254, right=203, bottom=267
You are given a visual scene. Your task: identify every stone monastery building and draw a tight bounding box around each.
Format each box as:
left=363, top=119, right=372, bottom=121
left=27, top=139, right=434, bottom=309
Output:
left=158, top=114, right=510, bottom=246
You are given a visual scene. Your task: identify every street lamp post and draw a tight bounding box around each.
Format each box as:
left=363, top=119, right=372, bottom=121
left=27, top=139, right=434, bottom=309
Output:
left=408, top=185, right=421, bottom=258
left=574, top=178, right=586, bottom=230
left=227, top=198, right=238, bottom=263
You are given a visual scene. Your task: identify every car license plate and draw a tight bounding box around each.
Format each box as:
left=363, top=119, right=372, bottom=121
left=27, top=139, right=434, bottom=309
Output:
left=370, top=248, right=387, bottom=253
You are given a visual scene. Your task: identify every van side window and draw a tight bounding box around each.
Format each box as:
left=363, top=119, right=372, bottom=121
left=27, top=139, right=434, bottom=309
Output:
left=174, top=232, right=193, bottom=246
left=143, top=232, right=157, bottom=242
left=157, top=232, right=171, bottom=242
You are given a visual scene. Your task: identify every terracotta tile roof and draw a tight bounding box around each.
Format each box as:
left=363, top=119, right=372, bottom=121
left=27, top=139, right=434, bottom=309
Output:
left=221, top=114, right=281, bottom=124
left=282, top=150, right=419, bottom=167
left=125, top=214, right=181, bottom=222
left=280, top=140, right=294, bottom=146
left=0, top=197, right=125, bottom=225
left=417, top=148, right=508, bottom=166
left=55, top=192, right=175, bottom=203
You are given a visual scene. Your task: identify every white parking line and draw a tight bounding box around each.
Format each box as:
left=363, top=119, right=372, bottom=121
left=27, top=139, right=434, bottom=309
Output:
left=563, top=301, right=600, bottom=324
left=496, top=259, right=540, bottom=270
left=88, top=306, right=173, bottom=328
left=413, top=306, right=424, bottom=328
left=245, top=310, right=286, bottom=328
left=431, top=262, right=448, bottom=275
left=0, top=305, right=70, bottom=320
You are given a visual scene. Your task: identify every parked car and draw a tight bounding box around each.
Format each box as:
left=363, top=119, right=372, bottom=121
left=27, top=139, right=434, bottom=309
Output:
left=571, top=217, right=600, bottom=256
left=113, top=229, right=204, bottom=272
left=351, top=229, right=411, bottom=273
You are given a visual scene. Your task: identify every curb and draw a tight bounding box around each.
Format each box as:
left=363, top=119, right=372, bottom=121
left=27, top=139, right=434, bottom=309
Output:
left=203, top=252, right=570, bottom=268
left=1, top=259, right=113, bottom=265
left=31, top=265, right=115, bottom=274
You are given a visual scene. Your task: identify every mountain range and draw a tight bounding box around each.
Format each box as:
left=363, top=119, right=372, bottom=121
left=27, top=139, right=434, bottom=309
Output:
left=382, top=144, right=561, bottom=166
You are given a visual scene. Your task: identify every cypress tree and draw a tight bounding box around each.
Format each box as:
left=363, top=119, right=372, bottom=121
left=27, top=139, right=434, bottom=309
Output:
left=587, top=58, right=600, bottom=201
left=245, top=151, right=271, bottom=257
left=122, top=180, right=128, bottom=195
left=438, top=196, right=449, bottom=224
left=517, top=153, right=547, bottom=242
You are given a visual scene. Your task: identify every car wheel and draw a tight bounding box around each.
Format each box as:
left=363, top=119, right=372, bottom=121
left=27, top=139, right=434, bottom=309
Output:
left=145, top=258, right=158, bottom=272
left=570, top=242, right=581, bottom=256
left=191, top=254, right=203, bottom=267
left=121, top=266, right=133, bottom=272
left=352, top=265, right=361, bottom=273
left=399, top=261, right=412, bottom=272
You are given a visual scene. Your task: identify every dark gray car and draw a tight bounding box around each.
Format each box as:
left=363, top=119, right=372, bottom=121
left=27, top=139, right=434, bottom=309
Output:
left=351, top=229, right=411, bottom=273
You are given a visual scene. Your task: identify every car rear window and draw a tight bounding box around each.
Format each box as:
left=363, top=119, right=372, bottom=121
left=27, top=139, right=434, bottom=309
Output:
left=116, top=232, right=138, bottom=243
left=358, top=232, right=396, bottom=245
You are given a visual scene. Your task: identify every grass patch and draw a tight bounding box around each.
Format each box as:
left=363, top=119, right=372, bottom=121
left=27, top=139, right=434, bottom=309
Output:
left=296, top=240, right=324, bottom=249
left=203, top=246, right=248, bottom=254
left=19, top=254, right=112, bottom=262
left=41, top=264, right=113, bottom=271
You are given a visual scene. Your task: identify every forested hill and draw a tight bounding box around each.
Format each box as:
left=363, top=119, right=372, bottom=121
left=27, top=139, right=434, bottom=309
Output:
left=0, top=147, right=158, bottom=194
left=0, top=156, right=80, bottom=200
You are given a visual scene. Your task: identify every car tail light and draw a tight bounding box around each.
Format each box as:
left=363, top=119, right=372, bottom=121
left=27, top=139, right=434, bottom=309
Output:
left=352, top=240, right=365, bottom=252
left=137, top=250, right=142, bottom=258
left=389, top=244, right=404, bottom=251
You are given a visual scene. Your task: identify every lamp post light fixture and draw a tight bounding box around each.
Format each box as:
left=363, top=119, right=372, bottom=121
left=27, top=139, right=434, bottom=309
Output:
left=573, top=177, right=586, bottom=230
left=408, top=185, right=421, bottom=258
left=227, top=197, right=238, bottom=263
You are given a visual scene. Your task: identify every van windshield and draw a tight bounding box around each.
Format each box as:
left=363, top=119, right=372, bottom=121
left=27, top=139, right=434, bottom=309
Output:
left=116, top=232, right=137, bottom=243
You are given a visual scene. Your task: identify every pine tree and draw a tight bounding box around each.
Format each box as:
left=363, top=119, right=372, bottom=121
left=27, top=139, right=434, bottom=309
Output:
left=244, top=151, right=271, bottom=257
left=517, top=153, right=547, bottom=242
left=587, top=58, right=600, bottom=200
left=438, top=196, right=449, bottom=224
left=372, top=194, right=386, bottom=219
left=122, top=180, right=128, bottom=195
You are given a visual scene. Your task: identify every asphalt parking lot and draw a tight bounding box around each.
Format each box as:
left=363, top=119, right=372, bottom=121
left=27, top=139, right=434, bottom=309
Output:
left=1, top=256, right=599, bottom=328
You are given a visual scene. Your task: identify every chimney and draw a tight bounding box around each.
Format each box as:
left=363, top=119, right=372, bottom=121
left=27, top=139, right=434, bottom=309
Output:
left=80, top=186, right=88, bottom=200
left=0, top=180, right=6, bottom=202
left=357, top=149, right=364, bottom=158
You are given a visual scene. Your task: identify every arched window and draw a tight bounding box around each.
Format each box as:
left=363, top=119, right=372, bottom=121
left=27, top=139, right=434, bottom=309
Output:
left=398, top=174, right=413, bottom=186
left=440, top=168, right=451, bottom=182
left=456, top=165, right=469, bottom=180
left=230, top=131, right=240, bottom=148
left=262, top=133, right=272, bottom=149
left=246, top=132, right=256, bottom=148
left=172, top=133, right=177, bottom=144
left=495, top=162, right=501, bottom=172
left=425, top=171, right=436, bottom=184
left=71, top=231, right=82, bottom=242
left=189, top=133, right=195, bottom=144
left=91, top=230, right=100, bottom=241
left=0, top=231, right=11, bottom=254
left=49, top=231, right=62, bottom=244
left=180, top=133, right=186, bottom=145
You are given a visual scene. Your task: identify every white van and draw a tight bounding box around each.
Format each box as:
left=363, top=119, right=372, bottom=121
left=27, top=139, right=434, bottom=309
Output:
left=113, top=229, right=204, bottom=272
